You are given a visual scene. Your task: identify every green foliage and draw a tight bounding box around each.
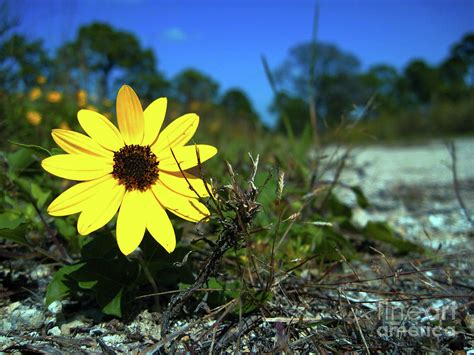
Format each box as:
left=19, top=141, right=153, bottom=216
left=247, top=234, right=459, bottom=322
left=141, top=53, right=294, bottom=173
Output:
left=350, top=186, right=370, bottom=209
left=56, top=22, right=164, bottom=101
left=0, top=223, right=29, bottom=247
left=45, top=263, right=85, bottom=307
left=271, top=92, right=309, bottom=136
left=220, top=88, right=259, bottom=124
left=0, top=34, right=49, bottom=91
left=403, top=59, right=440, bottom=105
left=451, top=32, right=474, bottom=87
left=43, top=231, right=195, bottom=317
left=174, top=68, right=219, bottom=106
left=362, top=222, right=424, bottom=255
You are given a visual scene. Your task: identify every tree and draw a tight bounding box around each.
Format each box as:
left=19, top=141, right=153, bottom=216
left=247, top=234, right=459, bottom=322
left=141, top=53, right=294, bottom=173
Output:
left=0, top=34, right=49, bottom=91
left=55, top=22, right=163, bottom=101
left=220, top=88, right=258, bottom=122
left=275, top=41, right=363, bottom=127
left=438, top=57, right=469, bottom=101
left=271, top=92, right=310, bottom=135
left=173, top=69, right=219, bottom=105
left=451, top=32, right=474, bottom=87
left=276, top=42, right=360, bottom=97
left=403, top=59, right=440, bottom=105
left=119, top=48, right=169, bottom=104
left=358, top=64, right=401, bottom=112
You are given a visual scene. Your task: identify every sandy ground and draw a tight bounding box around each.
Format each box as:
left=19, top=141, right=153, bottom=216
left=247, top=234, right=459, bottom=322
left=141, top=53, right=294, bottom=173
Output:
left=347, top=137, right=473, bottom=195
left=335, top=137, right=474, bottom=250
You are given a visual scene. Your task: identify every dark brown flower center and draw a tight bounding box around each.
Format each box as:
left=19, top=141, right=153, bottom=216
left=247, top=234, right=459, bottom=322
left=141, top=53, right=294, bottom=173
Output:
left=112, top=144, right=159, bottom=191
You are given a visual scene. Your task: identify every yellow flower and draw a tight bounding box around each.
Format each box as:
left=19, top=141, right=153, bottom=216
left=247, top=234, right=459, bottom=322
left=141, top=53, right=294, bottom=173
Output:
left=59, top=121, right=71, bottom=130
left=102, top=98, right=112, bottom=107
left=26, top=110, right=42, bottom=126
left=77, top=89, right=87, bottom=107
left=190, top=100, right=201, bottom=112
left=29, top=87, right=42, bottom=101
left=47, top=91, right=62, bottom=103
left=86, top=104, right=98, bottom=112
left=37, top=75, right=47, bottom=85
left=42, top=85, right=217, bottom=255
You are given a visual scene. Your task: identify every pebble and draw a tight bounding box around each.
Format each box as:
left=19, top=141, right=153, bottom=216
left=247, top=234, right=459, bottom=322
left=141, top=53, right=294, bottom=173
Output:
left=0, top=302, right=45, bottom=331
left=47, top=326, right=62, bottom=336
left=351, top=207, right=369, bottom=229
left=127, top=310, right=161, bottom=339
left=60, top=319, right=87, bottom=335
left=30, top=265, right=51, bottom=281
left=102, top=333, right=127, bottom=346
left=429, top=214, right=446, bottom=230
left=47, top=301, right=63, bottom=315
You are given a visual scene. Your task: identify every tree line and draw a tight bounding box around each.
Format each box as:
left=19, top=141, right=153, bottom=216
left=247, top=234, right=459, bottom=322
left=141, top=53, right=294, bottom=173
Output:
left=272, top=33, right=474, bottom=139
left=1, top=14, right=473, bottom=140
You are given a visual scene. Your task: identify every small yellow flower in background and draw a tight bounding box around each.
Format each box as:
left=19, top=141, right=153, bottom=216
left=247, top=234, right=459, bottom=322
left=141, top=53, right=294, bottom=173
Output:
left=26, top=110, right=42, bottom=126
left=102, top=98, right=112, bottom=107
left=209, top=119, right=221, bottom=134
left=42, top=85, right=218, bottom=255
left=190, top=100, right=201, bottom=112
left=103, top=112, right=112, bottom=120
left=47, top=91, right=62, bottom=103
left=86, top=104, right=98, bottom=112
left=59, top=121, right=71, bottom=130
left=77, top=89, right=87, bottom=107
left=37, top=75, right=47, bottom=85
left=29, top=87, right=42, bottom=101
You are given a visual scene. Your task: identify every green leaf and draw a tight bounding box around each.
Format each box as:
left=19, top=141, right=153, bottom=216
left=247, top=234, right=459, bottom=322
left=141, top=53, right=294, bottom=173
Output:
left=8, top=141, right=51, bottom=157
left=7, top=148, right=35, bottom=175
left=78, top=280, right=98, bottom=289
left=0, top=211, right=25, bottom=229
left=207, top=277, right=224, bottom=291
left=318, top=227, right=357, bottom=261
left=30, top=183, right=51, bottom=209
left=102, top=288, right=123, bottom=317
left=238, top=290, right=272, bottom=315
left=65, top=237, right=140, bottom=317
left=350, top=185, right=370, bottom=208
left=363, top=222, right=424, bottom=255
left=51, top=148, right=64, bottom=155
left=327, top=193, right=352, bottom=218
left=45, top=263, right=85, bottom=306
left=54, top=218, right=77, bottom=239
left=0, top=224, right=29, bottom=246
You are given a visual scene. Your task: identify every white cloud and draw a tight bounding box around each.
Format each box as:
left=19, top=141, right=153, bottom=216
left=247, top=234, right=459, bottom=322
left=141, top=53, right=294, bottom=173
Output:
left=162, top=27, right=188, bottom=42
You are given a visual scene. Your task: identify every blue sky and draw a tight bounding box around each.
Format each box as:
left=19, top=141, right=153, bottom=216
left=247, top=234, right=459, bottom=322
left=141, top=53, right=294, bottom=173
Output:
left=13, top=0, right=474, bottom=124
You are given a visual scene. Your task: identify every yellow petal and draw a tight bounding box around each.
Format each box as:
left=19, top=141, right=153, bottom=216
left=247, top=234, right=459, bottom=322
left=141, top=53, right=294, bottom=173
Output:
left=41, top=154, right=112, bottom=181
left=77, top=178, right=125, bottom=235
left=52, top=129, right=113, bottom=158
left=159, top=171, right=211, bottom=198
left=142, top=97, right=167, bottom=146
left=159, top=145, right=218, bottom=172
left=145, top=190, right=176, bottom=253
left=152, top=113, right=199, bottom=154
left=47, top=175, right=112, bottom=216
left=116, top=190, right=147, bottom=255
left=116, top=85, right=144, bottom=145
left=152, top=182, right=210, bottom=222
left=78, top=109, right=124, bottom=151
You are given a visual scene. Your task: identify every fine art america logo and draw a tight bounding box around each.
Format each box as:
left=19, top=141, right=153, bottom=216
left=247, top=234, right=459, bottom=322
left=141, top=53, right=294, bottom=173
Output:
left=376, top=302, right=457, bottom=338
